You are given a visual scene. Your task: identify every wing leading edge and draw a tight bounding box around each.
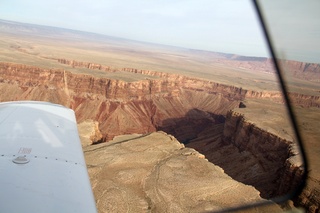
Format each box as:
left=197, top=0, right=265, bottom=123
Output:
left=0, top=101, right=97, bottom=213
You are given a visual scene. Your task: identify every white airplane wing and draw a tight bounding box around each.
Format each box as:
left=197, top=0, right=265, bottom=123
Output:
left=0, top=101, right=97, bottom=213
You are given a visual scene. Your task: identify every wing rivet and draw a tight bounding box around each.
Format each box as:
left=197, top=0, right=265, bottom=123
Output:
left=12, top=156, right=30, bottom=164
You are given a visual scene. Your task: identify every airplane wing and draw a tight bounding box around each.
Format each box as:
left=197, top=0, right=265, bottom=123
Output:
left=0, top=101, right=97, bottom=213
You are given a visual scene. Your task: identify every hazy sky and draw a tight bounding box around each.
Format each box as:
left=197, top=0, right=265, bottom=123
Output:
left=259, top=0, right=320, bottom=63
left=0, top=0, right=319, bottom=62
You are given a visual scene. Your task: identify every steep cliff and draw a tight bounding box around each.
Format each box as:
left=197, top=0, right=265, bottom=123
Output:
left=50, top=58, right=116, bottom=72
left=215, top=55, right=320, bottom=82
left=48, top=58, right=320, bottom=107
left=279, top=60, right=320, bottom=82
left=186, top=109, right=304, bottom=200
left=0, top=62, right=243, bottom=141
left=219, top=110, right=320, bottom=212
left=222, top=110, right=304, bottom=198
left=52, top=54, right=320, bottom=82
left=0, top=62, right=317, bottom=210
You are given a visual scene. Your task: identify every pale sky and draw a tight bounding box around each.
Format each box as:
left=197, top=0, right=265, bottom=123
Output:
left=259, top=0, right=320, bottom=63
left=0, top=0, right=319, bottom=62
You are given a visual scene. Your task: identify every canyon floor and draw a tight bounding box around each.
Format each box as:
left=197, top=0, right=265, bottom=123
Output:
left=1, top=20, right=320, bottom=212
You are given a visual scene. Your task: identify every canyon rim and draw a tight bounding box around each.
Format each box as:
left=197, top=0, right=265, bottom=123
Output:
left=1, top=19, right=320, bottom=212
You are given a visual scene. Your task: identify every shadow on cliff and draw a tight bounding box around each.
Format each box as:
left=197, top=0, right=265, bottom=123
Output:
left=156, top=108, right=225, bottom=144
left=157, top=108, right=291, bottom=200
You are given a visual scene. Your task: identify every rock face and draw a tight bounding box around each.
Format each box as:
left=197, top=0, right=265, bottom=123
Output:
left=53, top=58, right=115, bottom=72
left=1, top=62, right=319, bottom=142
left=77, top=119, right=103, bottom=146
left=215, top=55, right=320, bottom=82
left=54, top=55, right=320, bottom=82
left=0, top=62, right=245, bottom=141
left=222, top=111, right=303, bottom=198
left=186, top=108, right=318, bottom=211
left=279, top=60, right=320, bottom=82
left=0, top=61, right=318, bottom=210
left=186, top=112, right=304, bottom=199
left=84, top=131, right=281, bottom=212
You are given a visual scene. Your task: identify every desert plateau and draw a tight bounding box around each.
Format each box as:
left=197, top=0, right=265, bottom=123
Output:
left=1, top=19, right=320, bottom=212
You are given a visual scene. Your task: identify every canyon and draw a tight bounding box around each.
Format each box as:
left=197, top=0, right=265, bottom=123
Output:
left=1, top=19, right=320, bottom=212
left=0, top=61, right=317, bottom=211
left=1, top=61, right=318, bottom=141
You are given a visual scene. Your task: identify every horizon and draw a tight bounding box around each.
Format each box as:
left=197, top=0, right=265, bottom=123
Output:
left=0, top=0, right=319, bottom=63
left=0, top=0, right=269, bottom=58
left=2, top=18, right=320, bottom=66
left=0, top=18, right=319, bottom=65
left=0, top=18, right=269, bottom=59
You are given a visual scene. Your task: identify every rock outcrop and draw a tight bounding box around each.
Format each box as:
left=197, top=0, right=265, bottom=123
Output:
left=52, top=53, right=320, bottom=82
left=77, top=119, right=103, bottom=146
left=0, top=61, right=318, bottom=210
left=215, top=55, right=320, bottom=82
left=186, top=112, right=303, bottom=198
left=0, top=62, right=245, bottom=141
left=187, top=105, right=319, bottom=212
left=1, top=19, right=319, bottom=211
left=83, top=131, right=281, bottom=212
left=222, top=110, right=304, bottom=198
left=279, top=60, right=320, bottom=82
left=295, top=177, right=320, bottom=213
left=51, top=58, right=116, bottom=72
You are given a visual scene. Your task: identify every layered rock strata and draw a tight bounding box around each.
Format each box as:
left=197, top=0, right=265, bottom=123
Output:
left=187, top=110, right=316, bottom=211
left=53, top=56, right=320, bottom=82
left=222, top=111, right=304, bottom=198
left=38, top=58, right=320, bottom=107
left=187, top=117, right=303, bottom=199
left=0, top=62, right=317, bottom=210
left=0, top=62, right=245, bottom=141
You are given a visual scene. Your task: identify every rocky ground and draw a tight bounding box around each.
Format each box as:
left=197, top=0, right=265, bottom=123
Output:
left=83, top=131, right=281, bottom=212
left=1, top=20, right=319, bottom=212
left=1, top=62, right=317, bottom=212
